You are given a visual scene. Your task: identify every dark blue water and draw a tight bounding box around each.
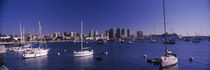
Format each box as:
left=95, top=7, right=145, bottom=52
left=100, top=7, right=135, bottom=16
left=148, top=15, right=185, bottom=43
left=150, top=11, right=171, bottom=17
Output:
left=3, top=40, right=210, bottom=70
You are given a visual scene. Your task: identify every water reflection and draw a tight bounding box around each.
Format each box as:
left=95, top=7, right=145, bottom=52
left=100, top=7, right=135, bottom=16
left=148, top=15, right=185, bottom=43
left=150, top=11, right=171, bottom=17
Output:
left=159, top=64, right=178, bottom=70
left=73, top=55, right=95, bottom=70
left=22, top=56, right=48, bottom=68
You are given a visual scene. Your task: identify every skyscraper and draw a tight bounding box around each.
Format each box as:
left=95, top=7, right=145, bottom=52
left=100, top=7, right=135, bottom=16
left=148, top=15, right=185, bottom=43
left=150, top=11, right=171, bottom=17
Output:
left=116, top=28, right=121, bottom=38
left=137, top=31, right=143, bottom=38
left=105, top=30, right=109, bottom=37
left=121, top=28, right=126, bottom=38
left=89, top=30, right=94, bottom=37
left=94, top=30, right=98, bottom=37
left=109, top=27, right=115, bottom=39
left=121, top=28, right=125, bottom=35
left=127, top=29, right=130, bottom=37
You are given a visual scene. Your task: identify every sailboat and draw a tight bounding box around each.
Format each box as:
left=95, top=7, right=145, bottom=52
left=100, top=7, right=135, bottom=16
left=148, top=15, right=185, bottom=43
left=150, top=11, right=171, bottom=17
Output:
left=149, top=35, right=157, bottom=43
left=12, top=24, right=33, bottom=52
left=192, top=32, right=200, bottom=43
left=160, top=0, right=178, bottom=67
left=74, top=21, right=93, bottom=57
left=22, top=21, right=50, bottom=59
left=163, top=33, right=175, bottom=44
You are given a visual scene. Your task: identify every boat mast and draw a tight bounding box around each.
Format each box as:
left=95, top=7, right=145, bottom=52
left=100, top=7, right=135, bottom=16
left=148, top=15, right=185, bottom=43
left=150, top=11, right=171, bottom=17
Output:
left=19, top=23, right=23, bottom=44
left=23, top=28, right=25, bottom=44
left=81, top=21, right=83, bottom=51
left=163, top=0, right=168, bottom=54
left=38, top=21, right=42, bottom=47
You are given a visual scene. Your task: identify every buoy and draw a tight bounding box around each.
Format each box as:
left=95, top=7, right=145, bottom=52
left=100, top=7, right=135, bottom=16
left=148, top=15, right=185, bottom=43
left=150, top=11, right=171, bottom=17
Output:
left=64, top=49, right=67, bottom=52
left=57, top=52, right=60, bottom=55
left=144, top=54, right=147, bottom=58
left=104, top=51, right=108, bottom=55
left=189, top=57, right=194, bottom=62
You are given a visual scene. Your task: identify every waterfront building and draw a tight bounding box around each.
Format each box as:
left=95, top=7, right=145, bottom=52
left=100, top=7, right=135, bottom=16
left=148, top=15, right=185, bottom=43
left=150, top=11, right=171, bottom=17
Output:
left=109, top=27, right=115, bottom=40
left=89, top=30, right=94, bottom=37
left=105, top=30, right=109, bottom=37
left=94, top=30, right=98, bottom=37
left=127, top=29, right=130, bottom=37
left=53, top=32, right=59, bottom=39
left=121, top=28, right=126, bottom=38
left=99, top=32, right=103, bottom=37
left=121, top=28, right=125, bottom=36
left=70, top=32, right=76, bottom=38
left=64, top=32, right=70, bottom=37
left=116, top=28, right=121, bottom=39
left=137, top=31, right=144, bottom=39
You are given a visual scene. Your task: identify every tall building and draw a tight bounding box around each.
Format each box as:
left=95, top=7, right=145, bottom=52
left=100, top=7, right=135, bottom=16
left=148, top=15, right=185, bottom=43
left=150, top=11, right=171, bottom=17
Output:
left=64, top=32, right=70, bottom=37
left=121, top=28, right=126, bottom=38
left=69, top=32, right=76, bottom=37
left=137, top=31, right=143, bottom=38
left=53, top=32, right=59, bottom=39
left=121, top=28, right=125, bottom=35
left=116, top=28, right=121, bottom=38
left=89, top=30, right=94, bottom=37
left=99, top=32, right=103, bottom=37
left=105, top=30, right=109, bottom=37
left=94, top=30, right=98, bottom=37
left=109, top=27, right=115, bottom=39
left=127, top=29, right=130, bottom=37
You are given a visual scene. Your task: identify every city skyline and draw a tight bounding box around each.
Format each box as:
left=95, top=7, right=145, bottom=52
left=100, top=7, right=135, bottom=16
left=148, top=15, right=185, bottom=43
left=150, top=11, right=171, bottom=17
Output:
left=0, top=0, right=210, bottom=36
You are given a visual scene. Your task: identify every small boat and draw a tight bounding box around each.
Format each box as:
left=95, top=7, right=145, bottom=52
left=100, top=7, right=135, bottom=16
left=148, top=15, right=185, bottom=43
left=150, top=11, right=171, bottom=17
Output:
left=74, top=49, right=93, bottom=56
left=147, top=58, right=161, bottom=65
left=192, top=39, right=200, bottom=43
left=97, top=39, right=105, bottom=44
left=189, top=57, right=194, bottom=62
left=184, top=38, right=190, bottom=42
left=163, top=40, right=175, bottom=44
left=128, top=41, right=135, bottom=44
left=100, top=51, right=108, bottom=55
left=144, top=54, right=147, bottom=58
left=160, top=51, right=178, bottom=67
left=160, top=0, right=178, bottom=67
left=95, top=56, right=103, bottom=61
left=74, top=21, right=93, bottom=57
left=149, top=39, right=157, bottom=43
left=121, top=40, right=125, bottom=43
left=192, top=33, right=200, bottom=43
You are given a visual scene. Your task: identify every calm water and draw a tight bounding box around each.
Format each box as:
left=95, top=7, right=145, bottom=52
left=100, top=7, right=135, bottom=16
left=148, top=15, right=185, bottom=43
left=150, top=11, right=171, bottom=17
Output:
left=3, top=40, right=210, bottom=70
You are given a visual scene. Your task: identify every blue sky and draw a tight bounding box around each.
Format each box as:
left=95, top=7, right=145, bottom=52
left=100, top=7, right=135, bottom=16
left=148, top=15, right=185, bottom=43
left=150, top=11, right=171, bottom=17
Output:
left=0, top=0, right=209, bottom=36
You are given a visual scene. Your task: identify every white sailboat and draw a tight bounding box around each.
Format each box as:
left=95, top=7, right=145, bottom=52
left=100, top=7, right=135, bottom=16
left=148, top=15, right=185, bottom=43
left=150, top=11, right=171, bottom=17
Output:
left=74, top=21, right=93, bottom=57
left=11, top=24, right=32, bottom=52
left=22, top=21, right=49, bottom=59
left=160, top=0, right=178, bottom=67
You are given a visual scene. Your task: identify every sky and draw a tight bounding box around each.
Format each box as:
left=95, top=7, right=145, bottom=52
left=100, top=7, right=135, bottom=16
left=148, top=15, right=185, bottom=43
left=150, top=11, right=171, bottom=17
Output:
left=0, top=0, right=209, bottom=36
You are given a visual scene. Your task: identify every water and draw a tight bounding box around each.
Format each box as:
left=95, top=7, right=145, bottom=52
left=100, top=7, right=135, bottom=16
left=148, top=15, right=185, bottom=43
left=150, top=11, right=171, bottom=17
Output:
left=3, top=40, right=210, bottom=70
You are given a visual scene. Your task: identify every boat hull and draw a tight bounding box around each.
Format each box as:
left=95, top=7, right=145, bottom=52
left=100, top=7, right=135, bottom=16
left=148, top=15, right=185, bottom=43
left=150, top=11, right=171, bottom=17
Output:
left=161, top=55, right=178, bottom=67
left=22, top=49, right=49, bottom=59
left=74, top=50, right=93, bottom=57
